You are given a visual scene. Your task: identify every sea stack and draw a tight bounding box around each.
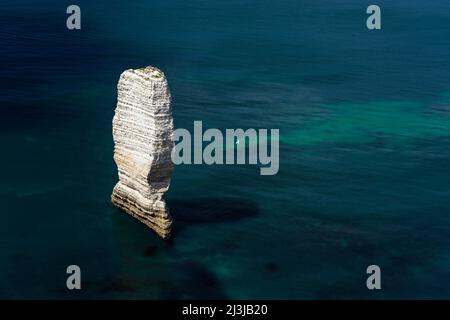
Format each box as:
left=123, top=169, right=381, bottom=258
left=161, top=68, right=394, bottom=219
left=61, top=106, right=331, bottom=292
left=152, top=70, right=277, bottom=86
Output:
left=111, top=66, right=174, bottom=239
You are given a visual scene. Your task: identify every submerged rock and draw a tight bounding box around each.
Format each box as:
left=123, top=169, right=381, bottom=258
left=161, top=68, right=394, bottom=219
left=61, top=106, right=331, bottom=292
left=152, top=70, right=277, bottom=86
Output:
left=111, top=66, right=174, bottom=239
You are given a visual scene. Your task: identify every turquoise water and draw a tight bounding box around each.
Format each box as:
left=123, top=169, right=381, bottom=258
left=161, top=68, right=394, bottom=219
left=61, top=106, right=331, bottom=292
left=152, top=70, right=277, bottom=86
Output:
left=1, top=0, right=450, bottom=298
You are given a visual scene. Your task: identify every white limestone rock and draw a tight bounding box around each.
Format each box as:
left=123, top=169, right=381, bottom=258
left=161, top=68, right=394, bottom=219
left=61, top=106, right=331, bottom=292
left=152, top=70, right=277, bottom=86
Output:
left=111, top=66, right=174, bottom=239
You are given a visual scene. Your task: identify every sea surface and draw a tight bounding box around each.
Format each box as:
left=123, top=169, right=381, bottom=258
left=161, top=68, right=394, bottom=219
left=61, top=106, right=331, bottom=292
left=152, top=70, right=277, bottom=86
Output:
left=1, top=0, right=450, bottom=299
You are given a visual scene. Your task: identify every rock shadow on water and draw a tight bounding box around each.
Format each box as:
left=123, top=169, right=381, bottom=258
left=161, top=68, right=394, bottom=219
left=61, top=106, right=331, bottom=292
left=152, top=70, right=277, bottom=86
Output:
left=163, top=261, right=230, bottom=299
left=71, top=262, right=230, bottom=299
left=167, top=197, right=260, bottom=236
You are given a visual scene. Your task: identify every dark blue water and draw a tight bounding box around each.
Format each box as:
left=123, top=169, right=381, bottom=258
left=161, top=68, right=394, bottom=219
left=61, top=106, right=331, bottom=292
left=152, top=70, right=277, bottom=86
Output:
left=1, top=0, right=450, bottom=299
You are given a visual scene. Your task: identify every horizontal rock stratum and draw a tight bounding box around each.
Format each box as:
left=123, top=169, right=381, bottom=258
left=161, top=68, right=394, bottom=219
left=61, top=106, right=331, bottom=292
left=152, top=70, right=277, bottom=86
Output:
left=111, top=66, right=174, bottom=239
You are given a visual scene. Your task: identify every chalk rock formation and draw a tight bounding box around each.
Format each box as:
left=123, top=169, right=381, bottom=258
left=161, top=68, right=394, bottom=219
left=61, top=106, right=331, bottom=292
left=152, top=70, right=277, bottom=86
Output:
left=111, top=66, right=174, bottom=239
